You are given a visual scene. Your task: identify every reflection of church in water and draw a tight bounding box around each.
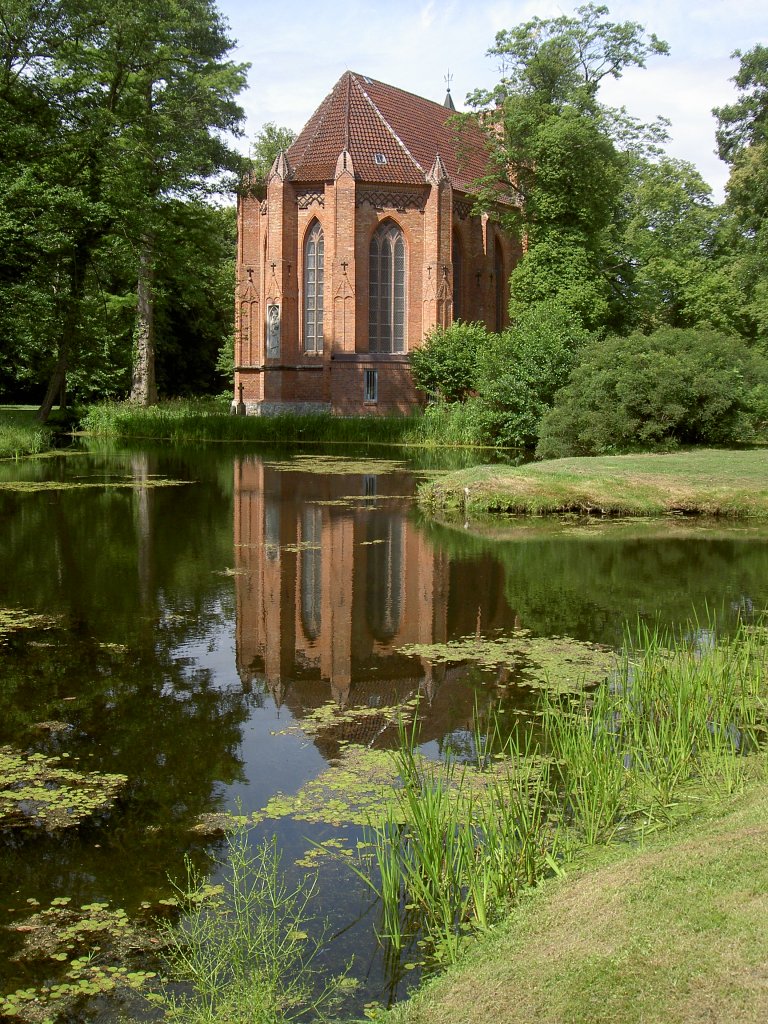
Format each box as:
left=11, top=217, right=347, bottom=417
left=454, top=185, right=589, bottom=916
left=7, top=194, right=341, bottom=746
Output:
left=234, top=458, right=516, bottom=729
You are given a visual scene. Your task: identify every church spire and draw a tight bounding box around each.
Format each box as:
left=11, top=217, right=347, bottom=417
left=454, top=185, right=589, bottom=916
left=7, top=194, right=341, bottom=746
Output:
left=443, top=69, right=456, bottom=110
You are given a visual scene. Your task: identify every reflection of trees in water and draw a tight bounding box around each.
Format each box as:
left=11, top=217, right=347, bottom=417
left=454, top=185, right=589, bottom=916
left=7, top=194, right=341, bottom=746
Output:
left=422, top=520, right=768, bottom=644
left=0, top=448, right=255, bottom=980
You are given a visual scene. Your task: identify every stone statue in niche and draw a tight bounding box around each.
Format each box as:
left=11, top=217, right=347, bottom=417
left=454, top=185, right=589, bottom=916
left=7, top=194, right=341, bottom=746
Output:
left=266, top=304, right=281, bottom=358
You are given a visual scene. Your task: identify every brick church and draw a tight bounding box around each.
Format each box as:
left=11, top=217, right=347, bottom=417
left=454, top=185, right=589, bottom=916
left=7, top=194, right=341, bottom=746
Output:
left=234, top=71, right=519, bottom=416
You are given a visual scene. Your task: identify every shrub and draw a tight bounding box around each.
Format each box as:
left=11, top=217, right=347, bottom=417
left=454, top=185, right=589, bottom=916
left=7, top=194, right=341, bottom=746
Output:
left=475, top=301, right=593, bottom=449
left=410, top=321, right=490, bottom=402
left=536, top=326, right=768, bottom=458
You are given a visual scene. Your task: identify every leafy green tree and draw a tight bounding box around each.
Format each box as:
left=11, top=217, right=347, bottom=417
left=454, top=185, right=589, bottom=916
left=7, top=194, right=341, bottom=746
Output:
left=475, top=301, right=593, bottom=448
left=410, top=321, right=489, bottom=402
left=536, top=327, right=768, bottom=458
left=714, top=46, right=768, bottom=345
left=0, top=0, right=247, bottom=417
left=468, top=3, right=668, bottom=330
left=245, top=122, right=297, bottom=198
left=612, top=155, right=738, bottom=333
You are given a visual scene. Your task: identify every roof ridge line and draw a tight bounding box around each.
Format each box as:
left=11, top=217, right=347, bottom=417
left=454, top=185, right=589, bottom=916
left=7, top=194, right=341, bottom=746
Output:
left=351, top=72, right=425, bottom=177
left=350, top=71, right=460, bottom=114
left=292, top=73, right=349, bottom=171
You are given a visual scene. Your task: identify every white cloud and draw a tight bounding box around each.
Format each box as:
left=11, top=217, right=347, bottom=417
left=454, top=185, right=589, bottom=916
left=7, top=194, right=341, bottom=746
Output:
left=219, top=0, right=766, bottom=200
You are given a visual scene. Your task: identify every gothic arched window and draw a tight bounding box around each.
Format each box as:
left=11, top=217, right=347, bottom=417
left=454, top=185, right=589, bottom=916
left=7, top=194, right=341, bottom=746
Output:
left=369, top=222, right=405, bottom=353
left=303, top=221, right=324, bottom=353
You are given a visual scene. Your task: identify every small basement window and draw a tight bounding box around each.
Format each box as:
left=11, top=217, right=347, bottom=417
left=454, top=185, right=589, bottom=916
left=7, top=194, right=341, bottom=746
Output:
left=374, top=153, right=387, bottom=165
left=364, top=369, right=378, bottom=403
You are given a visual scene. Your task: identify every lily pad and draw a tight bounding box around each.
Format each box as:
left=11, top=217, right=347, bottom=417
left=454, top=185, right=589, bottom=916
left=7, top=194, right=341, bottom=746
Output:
left=0, top=479, right=192, bottom=492
left=398, top=630, right=616, bottom=693
left=264, top=456, right=406, bottom=475
left=0, top=746, right=127, bottom=830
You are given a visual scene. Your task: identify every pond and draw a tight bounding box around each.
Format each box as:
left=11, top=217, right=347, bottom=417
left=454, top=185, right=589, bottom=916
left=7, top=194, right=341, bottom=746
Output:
left=1, top=444, right=767, bottom=1020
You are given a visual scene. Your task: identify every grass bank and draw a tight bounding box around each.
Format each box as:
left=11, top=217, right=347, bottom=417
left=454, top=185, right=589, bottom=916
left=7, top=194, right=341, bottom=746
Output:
left=0, top=407, right=52, bottom=458
left=381, top=780, right=768, bottom=1024
left=80, top=399, right=425, bottom=446
left=420, top=448, right=768, bottom=518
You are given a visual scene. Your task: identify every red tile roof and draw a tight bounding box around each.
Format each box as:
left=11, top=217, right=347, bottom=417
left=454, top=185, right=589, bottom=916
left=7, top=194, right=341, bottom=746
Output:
left=286, top=72, right=493, bottom=193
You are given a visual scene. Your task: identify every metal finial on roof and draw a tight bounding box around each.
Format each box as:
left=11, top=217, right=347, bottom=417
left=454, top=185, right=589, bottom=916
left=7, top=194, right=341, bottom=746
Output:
left=443, top=69, right=456, bottom=110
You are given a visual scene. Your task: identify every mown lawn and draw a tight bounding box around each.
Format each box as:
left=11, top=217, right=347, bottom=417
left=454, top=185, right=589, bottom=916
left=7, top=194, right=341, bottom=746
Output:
left=420, top=449, right=768, bottom=518
left=382, top=781, right=768, bottom=1024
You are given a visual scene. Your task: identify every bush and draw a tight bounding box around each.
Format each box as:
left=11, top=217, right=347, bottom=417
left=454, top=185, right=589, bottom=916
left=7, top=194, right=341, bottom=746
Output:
left=536, top=327, right=768, bottom=458
left=475, top=301, right=593, bottom=449
left=410, top=321, right=490, bottom=402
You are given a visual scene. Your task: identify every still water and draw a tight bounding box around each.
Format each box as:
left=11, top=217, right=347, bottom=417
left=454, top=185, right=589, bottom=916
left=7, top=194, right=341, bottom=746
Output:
left=1, top=444, right=767, bottom=1018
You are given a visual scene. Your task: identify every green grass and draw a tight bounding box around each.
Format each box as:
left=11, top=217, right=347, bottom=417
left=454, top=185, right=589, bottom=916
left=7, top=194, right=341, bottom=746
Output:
left=354, top=620, right=767, bottom=977
left=79, top=399, right=425, bottom=447
left=419, top=448, right=768, bottom=518
left=378, top=780, right=768, bottom=1024
left=0, top=407, right=52, bottom=458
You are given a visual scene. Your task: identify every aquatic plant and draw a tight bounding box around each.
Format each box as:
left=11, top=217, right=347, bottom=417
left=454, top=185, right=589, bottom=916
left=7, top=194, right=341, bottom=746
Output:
left=0, top=608, right=60, bottom=645
left=155, top=830, right=352, bottom=1024
left=358, top=619, right=768, bottom=964
left=0, top=746, right=127, bottom=830
left=0, top=417, right=51, bottom=459
left=80, top=400, right=421, bottom=448
left=399, top=630, right=616, bottom=694
left=0, top=899, right=158, bottom=1023
left=356, top=719, right=559, bottom=963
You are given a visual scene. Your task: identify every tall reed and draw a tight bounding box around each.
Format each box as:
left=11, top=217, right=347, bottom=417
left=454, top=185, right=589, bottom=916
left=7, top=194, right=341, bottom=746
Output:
left=80, top=400, right=423, bottom=446
left=359, top=717, right=559, bottom=963
left=361, top=619, right=766, bottom=965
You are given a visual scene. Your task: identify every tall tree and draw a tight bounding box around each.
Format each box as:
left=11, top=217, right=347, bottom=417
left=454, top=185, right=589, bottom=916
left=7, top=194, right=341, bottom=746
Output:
left=0, top=0, right=247, bottom=418
left=246, top=122, right=297, bottom=198
left=714, top=46, right=768, bottom=344
left=467, top=3, right=668, bottom=330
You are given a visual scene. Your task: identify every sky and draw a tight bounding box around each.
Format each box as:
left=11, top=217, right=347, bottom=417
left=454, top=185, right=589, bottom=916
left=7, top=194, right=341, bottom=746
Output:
left=216, top=1, right=767, bottom=202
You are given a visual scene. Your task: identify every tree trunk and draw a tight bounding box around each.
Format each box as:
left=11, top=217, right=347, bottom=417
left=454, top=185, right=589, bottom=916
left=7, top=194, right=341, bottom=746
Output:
left=37, top=351, right=67, bottom=424
left=37, top=242, right=90, bottom=424
left=129, top=233, right=158, bottom=405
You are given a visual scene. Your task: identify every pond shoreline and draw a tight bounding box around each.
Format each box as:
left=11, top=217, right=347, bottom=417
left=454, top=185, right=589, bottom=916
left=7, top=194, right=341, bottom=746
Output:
left=418, top=448, right=768, bottom=519
left=379, top=779, right=768, bottom=1024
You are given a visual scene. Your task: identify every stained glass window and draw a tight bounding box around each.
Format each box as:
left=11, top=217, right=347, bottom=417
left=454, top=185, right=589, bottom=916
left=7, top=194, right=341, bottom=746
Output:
left=304, top=221, right=324, bottom=353
left=369, top=222, right=405, bottom=353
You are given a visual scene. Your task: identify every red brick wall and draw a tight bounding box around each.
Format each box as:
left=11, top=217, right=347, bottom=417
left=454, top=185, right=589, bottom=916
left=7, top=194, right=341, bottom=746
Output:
left=235, top=169, right=519, bottom=414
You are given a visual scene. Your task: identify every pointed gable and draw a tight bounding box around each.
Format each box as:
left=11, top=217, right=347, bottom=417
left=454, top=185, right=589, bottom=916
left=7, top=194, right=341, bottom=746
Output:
left=287, top=72, right=492, bottom=193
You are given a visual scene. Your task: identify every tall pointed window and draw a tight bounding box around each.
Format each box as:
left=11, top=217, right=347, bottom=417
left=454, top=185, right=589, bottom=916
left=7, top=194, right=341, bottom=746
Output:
left=369, top=222, right=405, bottom=353
left=304, top=221, right=324, bottom=353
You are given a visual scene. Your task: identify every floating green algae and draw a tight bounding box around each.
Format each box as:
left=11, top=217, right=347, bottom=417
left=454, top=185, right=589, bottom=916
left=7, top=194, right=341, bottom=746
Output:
left=0, top=479, right=192, bottom=493
left=0, top=608, right=60, bottom=645
left=272, top=696, right=421, bottom=740
left=261, top=744, right=402, bottom=827
left=264, top=455, right=406, bottom=475
left=261, top=740, right=545, bottom=834
left=0, top=746, right=128, bottom=830
left=398, top=630, right=616, bottom=693
left=1, top=898, right=158, bottom=1023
